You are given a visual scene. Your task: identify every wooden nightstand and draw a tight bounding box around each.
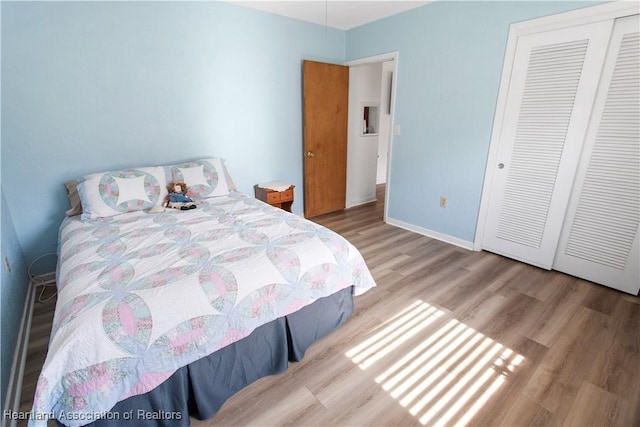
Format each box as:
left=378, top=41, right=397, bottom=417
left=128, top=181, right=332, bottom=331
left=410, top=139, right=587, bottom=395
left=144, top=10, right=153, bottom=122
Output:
left=254, top=183, right=294, bottom=212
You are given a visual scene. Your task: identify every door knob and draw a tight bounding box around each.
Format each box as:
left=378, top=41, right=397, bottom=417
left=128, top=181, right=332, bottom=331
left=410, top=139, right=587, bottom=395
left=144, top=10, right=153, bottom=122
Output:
left=306, top=151, right=315, bottom=158
left=498, top=163, right=505, bottom=169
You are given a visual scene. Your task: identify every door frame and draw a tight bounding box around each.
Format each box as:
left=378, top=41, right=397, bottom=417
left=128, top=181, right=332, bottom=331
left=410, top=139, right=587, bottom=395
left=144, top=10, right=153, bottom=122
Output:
left=345, top=51, right=399, bottom=223
left=473, top=1, right=639, bottom=251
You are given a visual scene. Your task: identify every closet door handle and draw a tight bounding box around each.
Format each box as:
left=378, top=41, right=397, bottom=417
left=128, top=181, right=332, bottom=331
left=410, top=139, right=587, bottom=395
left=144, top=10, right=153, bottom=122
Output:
left=498, top=163, right=505, bottom=169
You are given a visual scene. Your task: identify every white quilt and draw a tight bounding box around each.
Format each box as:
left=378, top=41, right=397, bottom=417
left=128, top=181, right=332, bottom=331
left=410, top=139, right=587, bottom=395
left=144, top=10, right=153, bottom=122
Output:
left=30, top=193, right=375, bottom=426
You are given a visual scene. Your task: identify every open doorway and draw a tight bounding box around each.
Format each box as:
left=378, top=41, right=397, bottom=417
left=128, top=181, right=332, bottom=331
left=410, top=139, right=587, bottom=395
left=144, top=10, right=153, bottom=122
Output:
left=345, top=52, right=397, bottom=222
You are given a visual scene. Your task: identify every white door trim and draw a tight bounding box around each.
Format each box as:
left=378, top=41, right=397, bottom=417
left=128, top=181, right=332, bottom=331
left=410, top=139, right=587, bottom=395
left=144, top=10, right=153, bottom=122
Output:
left=345, top=51, right=399, bottom=223
left=345, top=51, right=398, bottom=67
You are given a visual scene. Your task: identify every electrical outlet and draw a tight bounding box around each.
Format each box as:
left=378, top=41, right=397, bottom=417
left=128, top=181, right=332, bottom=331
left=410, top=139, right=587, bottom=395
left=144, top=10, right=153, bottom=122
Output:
left=4, top=256, right=11, bottom=273
left=440, top=196, right=447, bottom=208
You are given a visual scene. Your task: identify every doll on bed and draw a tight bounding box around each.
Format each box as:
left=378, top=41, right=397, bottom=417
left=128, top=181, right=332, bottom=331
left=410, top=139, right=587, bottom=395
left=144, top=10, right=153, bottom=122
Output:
left=166, top=182, right=197, bottom=210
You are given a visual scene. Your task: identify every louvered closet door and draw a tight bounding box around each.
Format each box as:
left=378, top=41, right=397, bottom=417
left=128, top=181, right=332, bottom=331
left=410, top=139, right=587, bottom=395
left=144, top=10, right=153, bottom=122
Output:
left=554, top=15, right=640, bottom=295
left=481, top=21, right=613, bottom=269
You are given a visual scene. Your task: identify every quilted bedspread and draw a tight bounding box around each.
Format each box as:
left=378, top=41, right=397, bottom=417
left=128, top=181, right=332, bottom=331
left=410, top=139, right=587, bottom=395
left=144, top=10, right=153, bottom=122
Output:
left=30, top=193, right=375, bottom=426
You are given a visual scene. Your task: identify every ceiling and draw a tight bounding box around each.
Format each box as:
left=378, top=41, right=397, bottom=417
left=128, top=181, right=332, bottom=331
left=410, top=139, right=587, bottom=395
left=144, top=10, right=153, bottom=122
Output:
left=223, top=1, right=433, bottom=30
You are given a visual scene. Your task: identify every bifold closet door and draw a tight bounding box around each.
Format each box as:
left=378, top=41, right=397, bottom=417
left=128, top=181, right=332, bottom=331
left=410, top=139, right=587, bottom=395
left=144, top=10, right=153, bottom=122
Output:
left=554, top=15, right=640, bottom=295
left=481, top=21, right=613, bottom=269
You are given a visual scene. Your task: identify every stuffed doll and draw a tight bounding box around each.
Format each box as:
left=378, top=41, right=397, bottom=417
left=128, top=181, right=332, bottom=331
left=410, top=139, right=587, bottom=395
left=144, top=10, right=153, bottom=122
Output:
left=166, top=182, right=197, bottom=210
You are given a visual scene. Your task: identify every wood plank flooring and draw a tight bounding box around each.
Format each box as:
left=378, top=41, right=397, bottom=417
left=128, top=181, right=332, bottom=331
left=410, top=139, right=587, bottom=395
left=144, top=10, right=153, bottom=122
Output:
left=18, top=286, right=57, bottom=426
left=19, top=185, right=640, bottom=426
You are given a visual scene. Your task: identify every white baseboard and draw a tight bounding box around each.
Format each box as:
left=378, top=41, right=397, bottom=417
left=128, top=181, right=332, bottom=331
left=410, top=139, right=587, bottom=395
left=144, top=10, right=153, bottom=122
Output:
left=385, top=217, right=476, bottom=251
left=346, top=196, right=377, bottom=209
left=2, top=282, right=36, bottom=427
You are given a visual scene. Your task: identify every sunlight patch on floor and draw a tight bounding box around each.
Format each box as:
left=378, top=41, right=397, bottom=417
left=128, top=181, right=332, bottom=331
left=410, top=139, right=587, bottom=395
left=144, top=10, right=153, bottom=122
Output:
left=346, top=300, right=524, bottom=426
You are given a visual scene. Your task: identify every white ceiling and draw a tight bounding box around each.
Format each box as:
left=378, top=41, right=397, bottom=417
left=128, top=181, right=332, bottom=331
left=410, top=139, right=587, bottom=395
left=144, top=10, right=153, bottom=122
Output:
left=223, top=0, right=432, bottom=30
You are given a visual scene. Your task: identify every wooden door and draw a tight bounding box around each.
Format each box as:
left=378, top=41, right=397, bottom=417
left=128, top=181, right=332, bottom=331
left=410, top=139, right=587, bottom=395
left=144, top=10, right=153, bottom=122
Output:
left=554, top=15, right=640, bottom=295
left=480, top=21, right=612, bottom=269
left=302, top=60, right=349, bottom=218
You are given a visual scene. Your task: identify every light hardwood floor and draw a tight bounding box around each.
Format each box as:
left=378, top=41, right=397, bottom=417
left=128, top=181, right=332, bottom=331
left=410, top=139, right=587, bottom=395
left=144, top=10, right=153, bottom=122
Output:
left=20, top=185, right=640, bottom=426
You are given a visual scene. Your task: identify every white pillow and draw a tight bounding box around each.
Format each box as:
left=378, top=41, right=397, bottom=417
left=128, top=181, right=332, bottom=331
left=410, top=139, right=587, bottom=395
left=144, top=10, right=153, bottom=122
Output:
left=78, top=166, right=167, bottom=220
left=165, top=157, right=231, bottom=200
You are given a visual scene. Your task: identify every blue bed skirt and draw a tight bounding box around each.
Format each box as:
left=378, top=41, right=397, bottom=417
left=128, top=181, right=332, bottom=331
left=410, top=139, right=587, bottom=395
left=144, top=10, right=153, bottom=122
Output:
left=61, top=287, right=354, bottom=427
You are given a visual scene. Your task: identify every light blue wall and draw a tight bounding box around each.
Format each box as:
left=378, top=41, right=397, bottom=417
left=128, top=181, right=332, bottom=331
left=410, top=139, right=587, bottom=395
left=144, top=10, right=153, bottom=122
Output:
left=346, top=1, right=600, bottom=244
left=1, top=189, right=29, bottom=411
left=1, top=1, right=345, bottom=265
left=0, top=0, right=609, bottom=409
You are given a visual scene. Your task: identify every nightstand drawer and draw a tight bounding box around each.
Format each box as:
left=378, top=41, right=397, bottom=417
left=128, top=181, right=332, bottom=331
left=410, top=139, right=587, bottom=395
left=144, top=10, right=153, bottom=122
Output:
left=266, top=192, right=281, bottom=203
left=280, top=188, right=293, bottom=202
left=254, top=183, right=295, bottom=213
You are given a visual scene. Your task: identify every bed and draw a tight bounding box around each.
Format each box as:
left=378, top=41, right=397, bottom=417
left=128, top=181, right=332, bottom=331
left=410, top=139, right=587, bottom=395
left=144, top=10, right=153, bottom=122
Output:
left=30, top=158, right=376, bottom=427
